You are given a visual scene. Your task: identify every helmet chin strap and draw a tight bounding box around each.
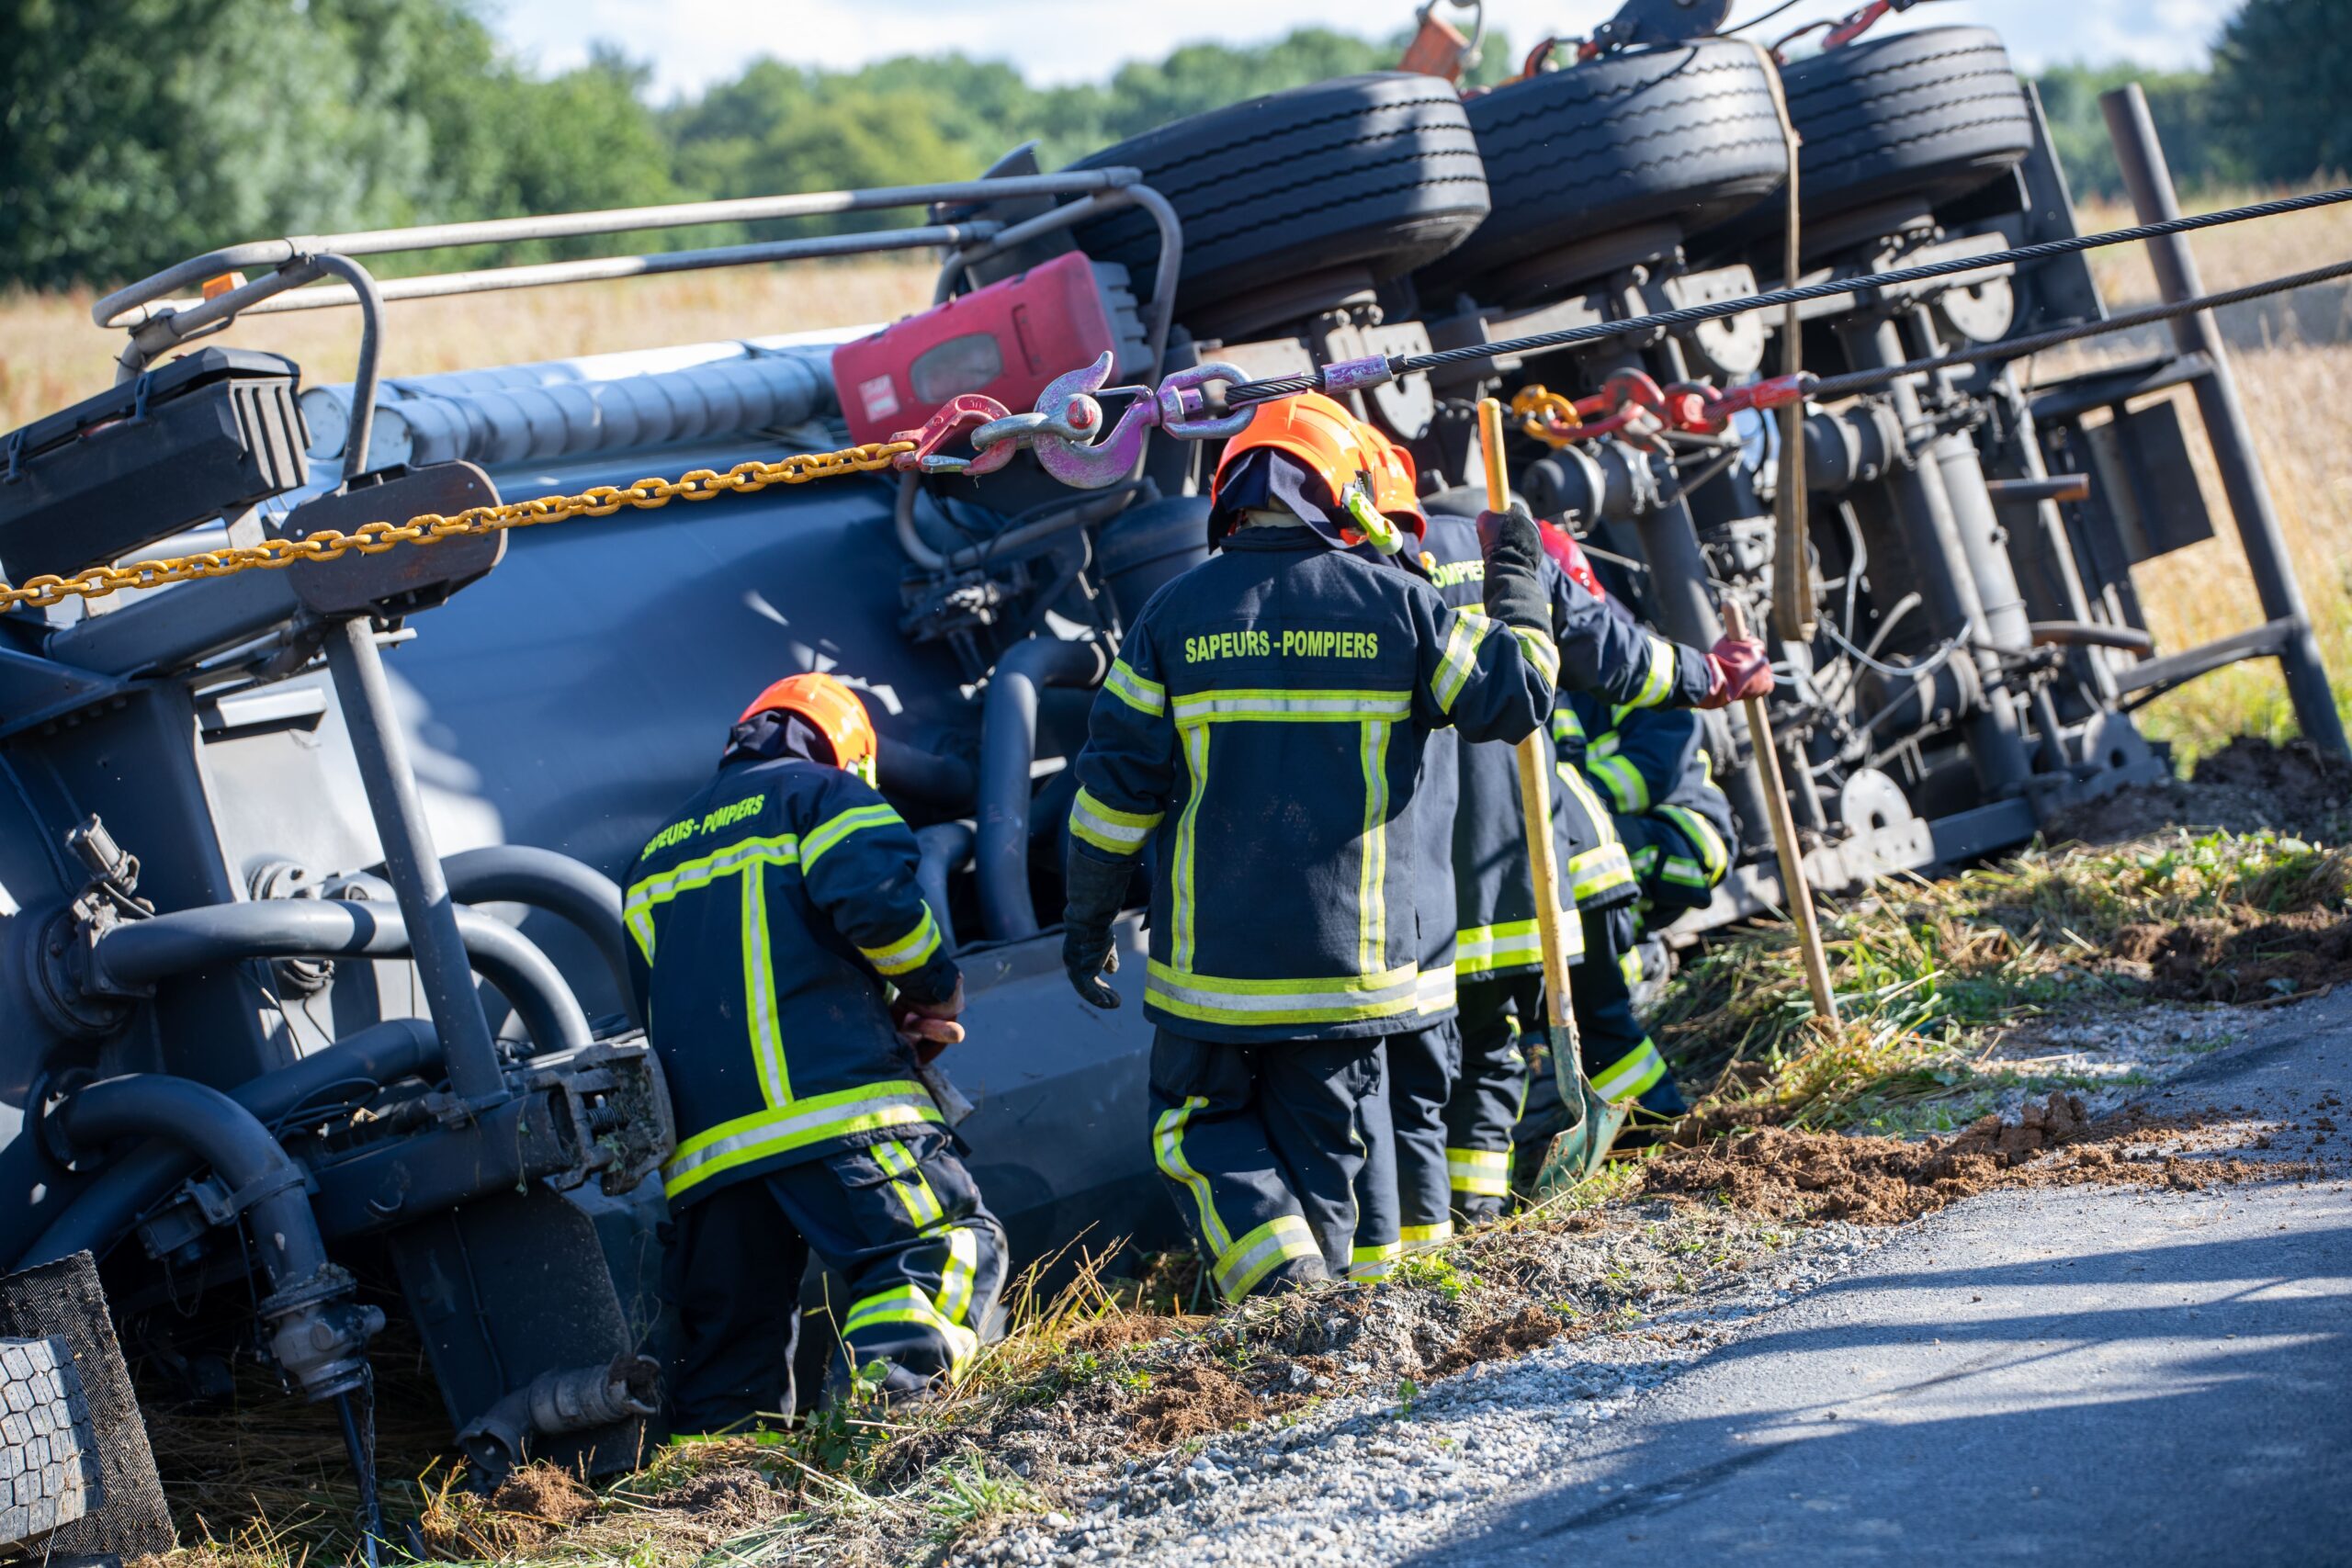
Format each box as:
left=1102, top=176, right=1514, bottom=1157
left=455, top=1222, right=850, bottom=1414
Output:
left=1342, top=485, right=1405, bottom=556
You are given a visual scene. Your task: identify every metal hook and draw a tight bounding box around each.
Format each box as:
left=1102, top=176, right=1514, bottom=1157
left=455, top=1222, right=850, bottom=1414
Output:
left=888, top=393, right=1020, bottom=477
left=1024, top=354, right=1256, bottom=491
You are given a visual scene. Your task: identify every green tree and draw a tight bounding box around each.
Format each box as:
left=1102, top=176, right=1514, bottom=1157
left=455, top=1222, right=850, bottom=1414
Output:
left=0, top=0, right=674, bottom=288
left=2033, top=62, right=2239, bottom=199
left=2209, top=0, right=2352, bottom=185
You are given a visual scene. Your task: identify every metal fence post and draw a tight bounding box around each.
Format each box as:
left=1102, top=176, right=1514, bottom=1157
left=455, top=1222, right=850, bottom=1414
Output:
left=2100, top=84, right=2349, bottom=759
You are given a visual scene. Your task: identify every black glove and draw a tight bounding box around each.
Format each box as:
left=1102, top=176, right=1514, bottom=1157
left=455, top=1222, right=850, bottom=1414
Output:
left=1477, top=500, right=1549, bottom=636
left=1061, top=847, right=1131, bottom=1010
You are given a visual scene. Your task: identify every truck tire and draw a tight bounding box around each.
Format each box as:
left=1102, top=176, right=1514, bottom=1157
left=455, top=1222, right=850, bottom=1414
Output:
left=1419, top=40, right=1789, bottom=298
left=1068, top=73, right=1490, bottom=320
left=1778, top=26, right=2034, bottom=223
left=0, top=1337, right=99, bottom=1548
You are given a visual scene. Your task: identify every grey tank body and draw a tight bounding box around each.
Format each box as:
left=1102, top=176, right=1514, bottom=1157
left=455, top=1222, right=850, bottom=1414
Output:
left=379, top=434, right=1175, bottom=1266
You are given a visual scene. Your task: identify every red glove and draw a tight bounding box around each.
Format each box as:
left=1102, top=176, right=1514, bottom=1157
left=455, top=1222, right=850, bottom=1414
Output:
left=1700, top=637, right=1773, bottom=709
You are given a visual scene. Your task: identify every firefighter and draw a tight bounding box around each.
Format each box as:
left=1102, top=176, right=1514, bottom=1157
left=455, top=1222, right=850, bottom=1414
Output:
left=1057, top=392, right=1558, bottom=1302
left=1546, top=692, right=1737, bottom=1116
left=1347, top=427, right=1461, bottom=1275
left=1442, top=521, right=1770, bottom=1223
left=1586, top=699, right=1737, bottom=943
left=626, top=672, right=1006, bottom=1431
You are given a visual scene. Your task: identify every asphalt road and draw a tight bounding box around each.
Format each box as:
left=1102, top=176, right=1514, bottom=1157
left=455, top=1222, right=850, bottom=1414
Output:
left=1421, top=997, right=2352, bottom=1567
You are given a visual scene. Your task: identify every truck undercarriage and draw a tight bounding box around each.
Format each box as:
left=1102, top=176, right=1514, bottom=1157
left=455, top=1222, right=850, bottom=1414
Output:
left=0, top=3, right=2337, bottom=1552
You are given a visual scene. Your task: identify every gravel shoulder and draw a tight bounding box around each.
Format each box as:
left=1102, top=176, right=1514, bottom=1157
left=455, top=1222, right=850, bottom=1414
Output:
left=960, top=993, right=2352, bottom=1568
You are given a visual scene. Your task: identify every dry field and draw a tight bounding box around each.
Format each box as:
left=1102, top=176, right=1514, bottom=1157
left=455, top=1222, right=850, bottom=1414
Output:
left=2, top=188, right=2346, bottom=761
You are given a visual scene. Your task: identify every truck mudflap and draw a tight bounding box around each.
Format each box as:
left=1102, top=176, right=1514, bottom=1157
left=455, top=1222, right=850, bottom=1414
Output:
left=0, top=1252, right=173, bottom=1560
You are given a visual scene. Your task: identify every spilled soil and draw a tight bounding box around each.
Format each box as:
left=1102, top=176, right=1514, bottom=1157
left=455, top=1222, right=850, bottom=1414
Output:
left=358, top=1089, right=2335, bottom=1568
left=2110, top=910, right=2352, bottom=1002
left=2050, top=736, right=2352, bottom=844
left=1639, top=1091, right=2317, bottom=1224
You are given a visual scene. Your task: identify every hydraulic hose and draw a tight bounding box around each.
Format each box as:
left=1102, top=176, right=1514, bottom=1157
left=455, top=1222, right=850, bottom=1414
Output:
left=976, top=637, right=1108, bottom=941
left=93, top=899, right=591, bottom=1054
left=47, top=1075, right=330, bottom=1290
left=878, top=737, right=978, bottom=811
left=17, top=1019, right=440, bottom=1271
left=916, top=821, right=976, bottom=955
left=438, top=845, right=637, bottom=1026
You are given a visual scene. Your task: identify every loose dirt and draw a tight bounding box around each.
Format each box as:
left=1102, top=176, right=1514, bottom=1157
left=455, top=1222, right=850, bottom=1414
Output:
left=2112, top=910, right=2352, bottom=1001
left=418, top=1463, right=598, bottom=1557
left=2050, top=736, right=2352, bottom=844
left=1638, top=1091, right=2317, bottom=1224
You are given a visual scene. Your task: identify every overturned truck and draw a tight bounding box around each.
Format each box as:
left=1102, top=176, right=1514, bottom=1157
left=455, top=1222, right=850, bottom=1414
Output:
left=0, top=0, right=2338, bottom=1543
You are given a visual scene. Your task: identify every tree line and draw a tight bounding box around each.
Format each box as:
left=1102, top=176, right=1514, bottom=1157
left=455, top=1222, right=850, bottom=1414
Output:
left=1, top=0, right=2342, bottom=291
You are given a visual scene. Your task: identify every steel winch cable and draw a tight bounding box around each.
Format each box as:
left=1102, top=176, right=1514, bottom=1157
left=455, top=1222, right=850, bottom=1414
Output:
left=1803, top=253, right=2352, bottom=402
left=1223, top=186, right=2352, bottom=405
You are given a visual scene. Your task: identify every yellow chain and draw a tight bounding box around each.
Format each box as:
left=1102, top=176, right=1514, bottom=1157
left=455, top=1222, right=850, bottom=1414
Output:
left=1510, top=385, right=1583, bottom=450
left=0, top=440, right=917, bottom=614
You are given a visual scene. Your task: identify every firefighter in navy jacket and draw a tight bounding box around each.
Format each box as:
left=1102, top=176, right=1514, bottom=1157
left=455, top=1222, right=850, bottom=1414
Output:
left=1443, top=524, right=1770, bottom=1219
left=1581, top=699, right=1736, bottom=922
left=1058, top=393, right=1558, bottom=1300
left=626, top=673, right=1005, bottom=1430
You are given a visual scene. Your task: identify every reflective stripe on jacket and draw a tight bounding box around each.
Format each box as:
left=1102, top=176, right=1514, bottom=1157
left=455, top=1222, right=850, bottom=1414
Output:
left=1421, top=514, right=1675, bottom=981
left=1069, top=526, right=1555, bottom=1043
left=624, top=757, right=958, bottom=1203
left=1576, top=699, right=1738, bottom=911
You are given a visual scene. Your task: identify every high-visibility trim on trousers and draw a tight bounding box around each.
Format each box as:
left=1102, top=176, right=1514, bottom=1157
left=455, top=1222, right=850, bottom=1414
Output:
left=1447, top=1145, right=1510, bottom=1198
left=1218, top=1215, right=1321, bottom=1299
left=1590, top=1038, right=1669, bottom=1104
left=1349, top=1239, right=1403, bottom=1280
left=1400, top=1221, right=1454, bottom=1252
left=1152, top=1095, right=1231, bottom=1258
left=841, top=1283, right=979, bottom=1381
left=871, top=1139, right=984, bottom=1334
left=661, top=1081, right=942, bottom=1200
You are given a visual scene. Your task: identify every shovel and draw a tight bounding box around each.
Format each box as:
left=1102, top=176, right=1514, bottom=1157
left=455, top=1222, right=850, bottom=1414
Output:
left=1476, top=398, right=1625, bottom=1190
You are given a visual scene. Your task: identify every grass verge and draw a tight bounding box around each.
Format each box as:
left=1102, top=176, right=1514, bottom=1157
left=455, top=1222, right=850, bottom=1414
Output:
left=144, top=819, right=2350, bottom=1568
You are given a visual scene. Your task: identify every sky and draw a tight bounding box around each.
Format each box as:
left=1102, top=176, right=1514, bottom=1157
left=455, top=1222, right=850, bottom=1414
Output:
left=487, top=0, right=2244, bottom=102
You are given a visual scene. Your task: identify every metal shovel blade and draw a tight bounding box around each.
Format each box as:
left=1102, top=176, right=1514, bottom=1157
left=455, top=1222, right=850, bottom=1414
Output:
left=1546, top=1025, right=1628, bottom=1183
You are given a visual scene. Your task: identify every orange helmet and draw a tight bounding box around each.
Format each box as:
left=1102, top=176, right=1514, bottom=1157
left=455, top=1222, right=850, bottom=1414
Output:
left=1210, top=394, right=1425, bottom=554
left=735, top=671, right=878, bottom=785
left=1213, top=392, right=1365, bottom=510
left=1355, top=422, right=1427, bottom=533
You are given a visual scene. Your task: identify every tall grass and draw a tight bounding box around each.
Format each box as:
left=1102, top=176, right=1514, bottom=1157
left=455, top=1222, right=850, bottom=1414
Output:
left=1657, top=828, right=2352, bottom=1131
left=2061, top=190, right=2352, bottom=764
left=0, top=259, right=936, bottom=430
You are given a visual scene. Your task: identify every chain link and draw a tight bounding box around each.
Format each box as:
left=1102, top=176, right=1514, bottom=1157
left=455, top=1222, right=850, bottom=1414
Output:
left=1509, top=385, right=1583, bottom=449
left=0, top=440, right=916, bottom=614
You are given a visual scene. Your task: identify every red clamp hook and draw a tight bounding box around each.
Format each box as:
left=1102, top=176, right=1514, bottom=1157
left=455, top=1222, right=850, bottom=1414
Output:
left=1663, top=373, right=1815, bottom=435
left=889, top=394, right=1020, bottom=477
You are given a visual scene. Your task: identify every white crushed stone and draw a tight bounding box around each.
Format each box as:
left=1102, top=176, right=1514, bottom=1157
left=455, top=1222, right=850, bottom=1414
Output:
left=951, top=1225, right=1886, bottom=1567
